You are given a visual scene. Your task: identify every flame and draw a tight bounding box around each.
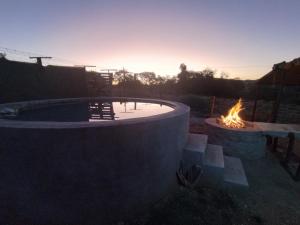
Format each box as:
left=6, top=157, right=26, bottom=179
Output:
left=220, top=98, right=245, bottom=128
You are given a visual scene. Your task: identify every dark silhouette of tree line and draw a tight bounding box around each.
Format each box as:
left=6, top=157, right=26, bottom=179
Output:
left=113, top=64, right=255, bottom=99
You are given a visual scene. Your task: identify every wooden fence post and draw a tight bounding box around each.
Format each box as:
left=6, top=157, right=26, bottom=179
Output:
left=210, top=96, right=216, bottom=117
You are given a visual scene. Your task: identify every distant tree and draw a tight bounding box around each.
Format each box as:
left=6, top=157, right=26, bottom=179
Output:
left=163, top=76, right=177, bottom=95
left=180, top=63, right=187, bottom=72
left=201, top=69, right=215, bottom=79
left=138, top=72, right=157, bottom=85
left=155, top=75, right=167, bottom=85
left=178, top=63, right=190, bottom=81
left=189, top=71, right=204, bottom=79
left=0, top=53, right=6, bottom=58
left=165, top=75, right=177, bottom=83
left=220, top=72, right=229, bottom=79
left=114, top=69, right=134, bottom=84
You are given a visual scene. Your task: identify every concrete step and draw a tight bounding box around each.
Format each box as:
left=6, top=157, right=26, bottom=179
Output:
left=184, top=133, right=208, bottom=153
left=204, top=144, right=225, bottom=169
left=182, top=133, right=208, bottom=166
left=201, top=144, right=225, bottom=186
left=224, top=156, right=249, bottom=186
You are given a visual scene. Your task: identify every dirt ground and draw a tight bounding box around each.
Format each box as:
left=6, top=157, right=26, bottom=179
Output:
left=122, top=152, right=300, bottom=225
left=223, top=151, right=300, bottom=225
left=120, top=116, right=300, bottom=225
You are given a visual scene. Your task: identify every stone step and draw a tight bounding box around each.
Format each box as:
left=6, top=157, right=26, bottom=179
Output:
left=182, top=133, right=208, bottom=166
left=224, top=156, right=249, bottom=186
left=201, top=144, right=225, bottom=186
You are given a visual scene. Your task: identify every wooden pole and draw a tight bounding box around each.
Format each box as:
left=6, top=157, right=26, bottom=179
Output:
left=272, top=137, right=278, bottom=152
left=209, top=96, right=216, bottom=117
left=283, top=132, right=295, bottom=164
left=271, top=69, right=285, bottom=123
left=29, top=56, right=52, bottom=66
left=251, top=85, right=259, bottom=122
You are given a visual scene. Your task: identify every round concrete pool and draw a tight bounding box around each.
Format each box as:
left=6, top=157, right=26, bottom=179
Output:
left=0, top=97, right=189, bottom=224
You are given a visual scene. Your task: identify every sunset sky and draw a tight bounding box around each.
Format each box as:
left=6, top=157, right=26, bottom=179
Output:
left=1, top=0, right=299, bottom=79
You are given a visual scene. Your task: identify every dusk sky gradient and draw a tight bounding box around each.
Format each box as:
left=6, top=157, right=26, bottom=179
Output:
left=1, top=0, right=300, bottom=79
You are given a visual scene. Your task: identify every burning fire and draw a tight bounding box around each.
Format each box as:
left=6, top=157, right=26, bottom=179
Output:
left=220, top=98, right=245, bottom=128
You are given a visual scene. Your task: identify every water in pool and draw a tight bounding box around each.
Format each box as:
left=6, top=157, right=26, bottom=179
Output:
left=10, top=101, right=174, bottom=122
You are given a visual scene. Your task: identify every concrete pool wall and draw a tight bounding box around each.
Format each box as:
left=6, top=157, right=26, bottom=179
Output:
left=0, top=97, right=190, bottom=224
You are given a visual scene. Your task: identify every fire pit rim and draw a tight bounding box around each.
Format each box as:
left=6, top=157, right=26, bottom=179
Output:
left=205, top=117, right=262, bottom=133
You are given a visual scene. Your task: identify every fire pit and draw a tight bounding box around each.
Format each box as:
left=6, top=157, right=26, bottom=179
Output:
left=205, top=99, right=266, bottom=160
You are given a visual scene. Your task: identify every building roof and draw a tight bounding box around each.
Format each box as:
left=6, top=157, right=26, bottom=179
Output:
left=258, top=58, right=300, bottom=86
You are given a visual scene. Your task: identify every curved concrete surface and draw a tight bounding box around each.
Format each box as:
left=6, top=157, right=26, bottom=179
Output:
left=0, top=97, right=190, bottom=224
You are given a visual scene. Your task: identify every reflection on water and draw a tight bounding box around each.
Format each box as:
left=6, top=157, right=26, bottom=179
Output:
left=89, top=101, right=115, bottom=121
left=10, top=101, right=174, bottom=122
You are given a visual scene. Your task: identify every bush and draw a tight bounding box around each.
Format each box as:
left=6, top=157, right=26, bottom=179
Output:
left=177, top=95, right=210, bottom=113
